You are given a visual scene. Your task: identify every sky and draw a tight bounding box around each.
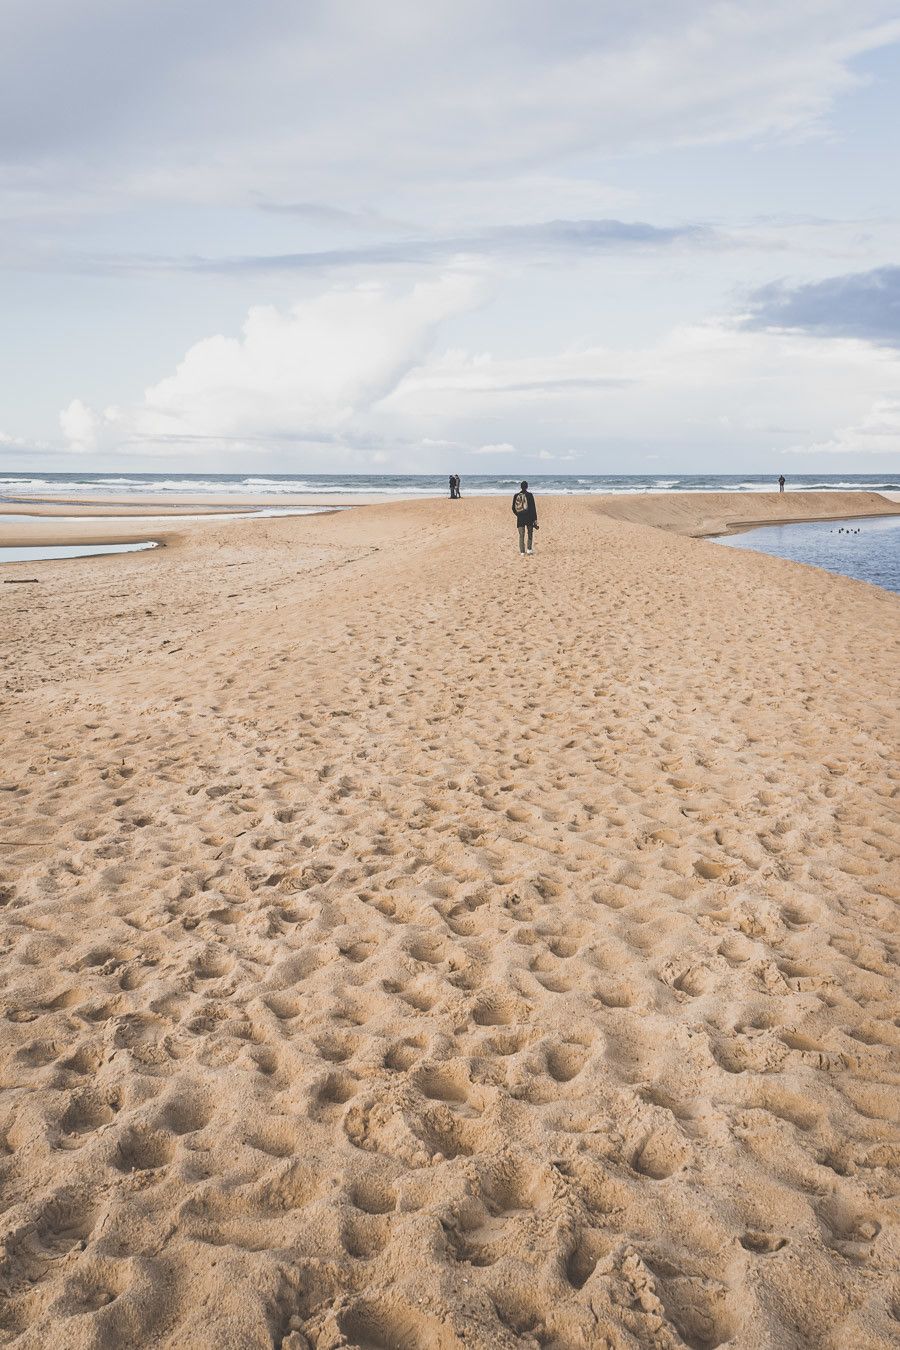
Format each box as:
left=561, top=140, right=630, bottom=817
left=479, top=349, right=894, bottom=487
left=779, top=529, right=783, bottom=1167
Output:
left=2, top=0, right=900, bottom=476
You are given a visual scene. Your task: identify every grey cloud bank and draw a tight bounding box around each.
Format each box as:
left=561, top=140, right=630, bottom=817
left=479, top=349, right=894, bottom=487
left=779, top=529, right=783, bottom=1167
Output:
left=5, top=1, right=899, bottom=202
left=745, top=265, right=900, bottom=346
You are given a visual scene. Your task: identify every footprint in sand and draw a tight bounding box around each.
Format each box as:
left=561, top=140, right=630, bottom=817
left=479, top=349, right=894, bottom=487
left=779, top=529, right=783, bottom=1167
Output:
left=632, top=1126, right=690, bottom=1180
left=564, top=1228, right=609, bottom=1289
left=57, top=1089, right=122, bottom=1147
left=112, top=1125, right=174, bottom=1173
left=545, top=1041, right=588, bottom=1083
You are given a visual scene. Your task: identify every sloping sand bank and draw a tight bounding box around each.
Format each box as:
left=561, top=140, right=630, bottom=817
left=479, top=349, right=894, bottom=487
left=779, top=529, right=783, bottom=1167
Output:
left=1, top=494, right=898, bottom=1349
left=590, top=489, right=900, bottom=537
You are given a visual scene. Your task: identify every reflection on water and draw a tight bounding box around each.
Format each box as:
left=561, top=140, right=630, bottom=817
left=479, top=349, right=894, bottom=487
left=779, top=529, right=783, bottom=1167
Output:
left=0, top=541, right=159, bottom=565
left=715, top=516, right=900, bottom=593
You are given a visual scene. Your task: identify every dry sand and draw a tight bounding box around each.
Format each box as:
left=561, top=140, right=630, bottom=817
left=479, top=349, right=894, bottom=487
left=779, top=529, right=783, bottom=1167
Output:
left=1, top=492, right=898, bottom=1350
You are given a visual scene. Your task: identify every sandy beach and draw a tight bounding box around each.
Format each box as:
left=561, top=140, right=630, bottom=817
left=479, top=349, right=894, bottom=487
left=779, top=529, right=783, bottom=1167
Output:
left=1, top=491, right=898, bottom=1350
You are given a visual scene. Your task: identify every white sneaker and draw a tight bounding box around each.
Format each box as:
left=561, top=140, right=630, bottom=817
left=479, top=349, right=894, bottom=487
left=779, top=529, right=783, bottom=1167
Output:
left=526, top=548, right=534, bottom=555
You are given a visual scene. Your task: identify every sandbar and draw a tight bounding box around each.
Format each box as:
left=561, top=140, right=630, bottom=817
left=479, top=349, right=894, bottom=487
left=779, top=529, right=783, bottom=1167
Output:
left=1, top=493, right=898, bottom=1349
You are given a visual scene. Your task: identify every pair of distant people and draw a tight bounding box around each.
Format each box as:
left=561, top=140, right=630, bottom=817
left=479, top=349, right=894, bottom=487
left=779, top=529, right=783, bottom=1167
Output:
left=448, top=474, right=462, bottom=499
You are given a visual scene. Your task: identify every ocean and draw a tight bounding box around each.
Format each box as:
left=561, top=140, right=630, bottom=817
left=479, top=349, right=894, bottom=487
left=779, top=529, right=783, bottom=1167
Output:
left=1, top=471, right=899, bottom=498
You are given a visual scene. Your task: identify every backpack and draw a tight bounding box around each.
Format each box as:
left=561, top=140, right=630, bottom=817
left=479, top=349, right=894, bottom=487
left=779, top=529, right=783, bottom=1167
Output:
left=513, top=491, right=528, bottom=514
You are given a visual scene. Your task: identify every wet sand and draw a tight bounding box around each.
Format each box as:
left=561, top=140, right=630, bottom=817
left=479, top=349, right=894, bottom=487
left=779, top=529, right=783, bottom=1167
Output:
left=1, top=493, right=898, bottom=1349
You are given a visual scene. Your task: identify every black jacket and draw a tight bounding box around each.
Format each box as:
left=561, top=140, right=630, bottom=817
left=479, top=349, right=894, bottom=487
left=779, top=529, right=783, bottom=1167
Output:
left=512, top=489, right=537, bottom=527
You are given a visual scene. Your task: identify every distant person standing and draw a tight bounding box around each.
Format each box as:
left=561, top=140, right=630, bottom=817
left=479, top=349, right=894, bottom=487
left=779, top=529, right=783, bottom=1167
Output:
left=449, top=474, right=457, bottom=499
left=512, top=480, right=538, bottom=555
left=778, top=474, right=786, bottom=494
left=454, top=473, right=462, bottom=498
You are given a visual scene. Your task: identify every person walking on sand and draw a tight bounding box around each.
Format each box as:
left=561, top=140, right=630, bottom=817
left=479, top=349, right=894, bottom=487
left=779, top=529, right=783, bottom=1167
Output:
left=778, top=474, right=785, bottom=493
left=512, top=480, right=538, bottom=555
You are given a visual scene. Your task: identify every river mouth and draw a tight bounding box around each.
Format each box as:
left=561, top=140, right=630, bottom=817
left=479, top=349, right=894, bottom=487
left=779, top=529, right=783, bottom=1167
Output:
left=713, top=515, right=900, bottom=593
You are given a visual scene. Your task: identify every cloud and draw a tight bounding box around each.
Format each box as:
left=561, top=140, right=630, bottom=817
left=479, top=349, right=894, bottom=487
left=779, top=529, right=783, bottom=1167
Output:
left=0, top=430, right=55, bottom=455
left=784, top=397, right=900, bottom=454
left=4, top=2, right=899, bottom=215
left=384, top=346, right=643, bottom=405
left=383, top=319, right=900, bottom=463
left=6, top=5, right=900, bottom=475
left=253, top=201, right=407, bottom=232
left=69, top=272, right=484, bottom=451
left=47, top=218, right=719, bottom=279
left=52, top=286, right=900, bottom=471
left=744, top=265, right=900, bottom=345
left=59, top=398, right=100, bottom=450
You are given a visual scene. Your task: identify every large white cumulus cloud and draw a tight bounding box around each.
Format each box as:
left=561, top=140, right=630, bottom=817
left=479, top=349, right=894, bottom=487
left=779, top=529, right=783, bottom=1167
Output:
left=71, top=272, right=484, bottom=451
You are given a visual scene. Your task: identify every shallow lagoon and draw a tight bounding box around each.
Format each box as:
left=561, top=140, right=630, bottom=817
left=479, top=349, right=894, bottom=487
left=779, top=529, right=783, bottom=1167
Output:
left=0, top=505, right=344, bottom=566
left=715, top=515, right=900, bottom=594
left=0, top=541, right=158, bottom=565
